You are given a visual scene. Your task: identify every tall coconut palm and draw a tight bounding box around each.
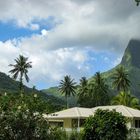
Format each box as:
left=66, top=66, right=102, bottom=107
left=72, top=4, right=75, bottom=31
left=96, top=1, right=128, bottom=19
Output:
left=88, top=72, right=110, bottom=107
left=9, top=55, right=32, bottom=94
left=78, top=77, right=88, bottom=97
left=135, top=0, right=140, bottom=6
left=112, top=66, right=130, bottom=92
left=77, top=77, right=89, bottom=107
left=93, top=72, right=110, bottom=106
left=59, top=75, right=76, bottom=108
left=111, top=91, right=139, bottom=109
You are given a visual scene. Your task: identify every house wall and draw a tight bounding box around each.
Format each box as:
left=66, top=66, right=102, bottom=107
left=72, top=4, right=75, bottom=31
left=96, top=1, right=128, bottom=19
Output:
left=62, top=118, right=140, bottom=129
left=48, top=117, right=140, bottom=130
left=131, top=118, right=140, bottom=129
left=63, top=118, right=72, bottom=128
left=127, top=120, right=133, bottom=129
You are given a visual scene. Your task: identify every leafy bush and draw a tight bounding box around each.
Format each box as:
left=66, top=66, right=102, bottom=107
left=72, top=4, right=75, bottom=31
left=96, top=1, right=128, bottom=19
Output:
left=83, top=109, right=128, bottom=140
left=69, top=129, right=83, bottom=140
left=0, top=93, right=52, bottom=139
left=49, top=127, right=68, bottom=140
left=127, top=128, right=140, bottom=140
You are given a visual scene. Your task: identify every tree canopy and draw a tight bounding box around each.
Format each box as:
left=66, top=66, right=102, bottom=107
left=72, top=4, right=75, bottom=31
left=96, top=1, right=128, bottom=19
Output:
left=59, top=75, right=76, bottom=108
left=135, top=0, right=140, bottom=6
left=112, top=66, right=130, bottom=92
left=83, top=109, right=128, bottom=140
left=111, top=91, right=140, bottom=109
left=9, top=55, right=32, bottom=94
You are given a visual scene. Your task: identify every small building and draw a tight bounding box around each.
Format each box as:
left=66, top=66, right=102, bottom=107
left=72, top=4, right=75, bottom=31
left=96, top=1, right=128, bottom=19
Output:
left=45, top=105, right=140, bottom=131
left=45, top=107, right=92, bottom=131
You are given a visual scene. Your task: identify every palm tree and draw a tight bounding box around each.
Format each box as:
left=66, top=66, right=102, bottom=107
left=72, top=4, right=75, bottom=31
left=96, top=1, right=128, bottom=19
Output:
left=112, top=66, right=130, bottom=92
left=9, top=55, right=32, bottom=94
left=135, top=0, right=140, bottom=6
left=111, top=91, right=140, bottom=109
left=77, top=77, right=89, bottom=107
left=88, top=72, right=110, bottom=106
left=93, top=72, right=110, bottom=106
left=77, top=77, right=88, bottom=97
left=59, top=75, right=76, bottom=108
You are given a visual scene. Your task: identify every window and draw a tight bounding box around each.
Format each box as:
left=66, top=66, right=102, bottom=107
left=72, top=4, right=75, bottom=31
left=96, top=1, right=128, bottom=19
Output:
left=49, top=121, right=63, bottom=128
left=135, top=120, right=140, bottom=128
left=72, top=119, right=78, bottom=128
left=72, top=119, right=86, bottom=128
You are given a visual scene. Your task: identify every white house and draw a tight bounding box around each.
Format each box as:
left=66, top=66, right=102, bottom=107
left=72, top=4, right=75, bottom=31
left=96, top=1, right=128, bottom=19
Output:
left=44, top=105, right=140, bottom=131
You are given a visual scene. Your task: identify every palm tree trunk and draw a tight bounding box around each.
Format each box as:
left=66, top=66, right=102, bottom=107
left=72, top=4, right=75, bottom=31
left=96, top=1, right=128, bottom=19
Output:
left=66, top=95, right=68, bottom=109
left=19, top=74, right=23, bottom=95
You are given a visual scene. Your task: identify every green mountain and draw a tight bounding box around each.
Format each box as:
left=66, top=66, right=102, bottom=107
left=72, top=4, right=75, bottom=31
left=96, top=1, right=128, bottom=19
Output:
left=42, top=87, right=77, bottom=107
left=102, top=39, right=140, bottom=97
left=0, top=72, right=33, bottom=94
left=44, top=39, right=140, bottom=101
left=3, top=39, right=139, bottom=106
left=0, top=72, right=65, bottom=107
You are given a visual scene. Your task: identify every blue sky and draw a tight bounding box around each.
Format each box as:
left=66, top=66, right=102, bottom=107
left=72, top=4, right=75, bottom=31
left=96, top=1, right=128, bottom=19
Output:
left=0, top=16, right=57, bottom=41
left=0, top=21, right=39, bottom=41
left=0, top=0, right=139, bottom=89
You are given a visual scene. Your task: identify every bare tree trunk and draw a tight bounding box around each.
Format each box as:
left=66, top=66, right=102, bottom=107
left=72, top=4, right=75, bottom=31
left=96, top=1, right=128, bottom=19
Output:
left=19, top=74, right=23, bottom=95
left=66, top=95, right=69, bottom=109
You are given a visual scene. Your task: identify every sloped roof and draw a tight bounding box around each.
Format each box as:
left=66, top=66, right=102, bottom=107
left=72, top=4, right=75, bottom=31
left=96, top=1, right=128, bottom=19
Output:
left=46, top=107, right=92, bottom=119
left=92, top=105, right=140, bottom=118
left=45, top=105, right=140, bottom=119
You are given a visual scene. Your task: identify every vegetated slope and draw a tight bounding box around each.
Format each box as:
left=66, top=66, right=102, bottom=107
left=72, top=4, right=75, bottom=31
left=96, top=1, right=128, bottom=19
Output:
left=44, top=39, right=140, bottom=101
left=0, top=72, right=33, bottom=94
left=0, top=72, right=65, bottom=107
left=42, top=87, right=77, bottom=107
left=102, top=39, right=140, bottom=97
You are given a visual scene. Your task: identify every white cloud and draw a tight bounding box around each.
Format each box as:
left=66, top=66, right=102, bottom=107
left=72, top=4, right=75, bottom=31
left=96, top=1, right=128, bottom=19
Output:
left=41, top=29, right=48, bottom=36
left=0, top=0, right=139, bottom=53
left=112, top=57, right=122, bottom=67
left=0, top=0, right=139, bottom=88
left=0, top=36, right=91, bottom=88
left=0, top=41, right=19, bottom=72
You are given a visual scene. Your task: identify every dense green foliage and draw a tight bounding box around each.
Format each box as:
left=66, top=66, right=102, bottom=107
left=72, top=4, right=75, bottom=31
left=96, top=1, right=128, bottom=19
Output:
left=112, top=66, right=130, bottom=92
left=0, top=72, right=65, bottom=109
left=9, top=55, right=32, bottom=93
left=77, top=77, right=89, bottom=107
left=42, top=87, right=77, bottom=107
left=83, top=109, right=128, bottom=140
left=69, top=129, right=83, bottom=140
left=128, top=128, right=140, bottom=140
left=0, top=93, right=52, bottom=139
left=0, top=93, right=83, bottom=140
left=89, top=72, right=110, bottom=106
left=135, top=0, right=140, bottom=6
left=0, top=72, right=29, bottom=94
left=78, top=72, right=110, bottom=107
left=77, top=77, right=88, bottom=98
left=59, top=75, right=77, bottom=108
left=112, top=91, right=140, bottom=109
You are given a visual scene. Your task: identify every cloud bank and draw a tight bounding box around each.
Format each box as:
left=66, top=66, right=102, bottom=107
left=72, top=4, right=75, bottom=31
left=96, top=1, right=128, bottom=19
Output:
left=0, top=0, right=139, bottom=88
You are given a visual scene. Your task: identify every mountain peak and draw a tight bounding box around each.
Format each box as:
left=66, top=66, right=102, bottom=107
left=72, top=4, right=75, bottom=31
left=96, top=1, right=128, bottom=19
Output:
left=121, top=39, right=140, bottom=68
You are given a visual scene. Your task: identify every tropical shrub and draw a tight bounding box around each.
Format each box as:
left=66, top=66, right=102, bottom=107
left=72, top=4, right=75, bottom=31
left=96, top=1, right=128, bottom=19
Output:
left=69, top=129, right=83, bottom=140
left=49, top=127, right=68, bottom=140
left=0, top=93, right=52, bottom=139
left=127, top=128, right=140, bottom=140
left=77, top=73, right=111, bottom=108
left=83, top=109, right=128, bottom=140
left=111, top=91, right=140, bottom=109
